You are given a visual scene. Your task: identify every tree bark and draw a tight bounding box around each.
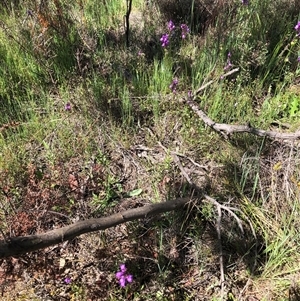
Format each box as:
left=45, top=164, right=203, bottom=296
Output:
left=0, top=197, right=192, bottom=259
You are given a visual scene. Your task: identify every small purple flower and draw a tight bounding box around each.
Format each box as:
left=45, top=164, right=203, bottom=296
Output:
left=64, top=277, right=71, bottom=284
left=120, top=264, right=126, bottom=273
left=224, top=52, right=233, bottom=71
left=297, top=56, right=300, bottom=63
left=160, top=34, right=169, bottom=47
left=27, top=10, right=33, bottom=17
left=169, top=78, right=178, bottom=93
left=65, top=102, right=71, bottom=111
left=168, top=20, right=175, bottom=31
left=295, top=21, right=300, bottom=37
left=241, top=0, right=249, bottom=5
left=180, top=24, right=189, bottom=39
left=115, top=264, right=133, bottom=288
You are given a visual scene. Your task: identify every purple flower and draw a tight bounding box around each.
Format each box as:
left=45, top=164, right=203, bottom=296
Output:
left=138, top=49, right=144, bottom=56
left=224, top=52, right=233, bottom=71
left=120, top=264, right=127, bottom=273
left=168, top=20, right=175, bottom=31
left=160, top=33, right=169, bottom=47
left=169, top=78, right=178, bottom=93
left=295, top=21, right=300, bottom=37
left=115, top=264, right=133, bottom=288
left=64, top=277, right=71, bottom=284
left=297, top=56, right=300, bottom=62
left=241, top=0, right=249, bottom=5
left=180, top=24, right=189, bottom=39
left=65, top=102, right=71, bottom=111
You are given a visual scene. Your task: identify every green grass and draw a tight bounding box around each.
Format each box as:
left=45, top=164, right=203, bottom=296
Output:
left=1, top=0, right=300, bottom=300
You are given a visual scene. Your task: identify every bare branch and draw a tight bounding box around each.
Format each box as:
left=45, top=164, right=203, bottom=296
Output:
left=169, top=152, right=252, bottom=298
left=204, top=195, right=244, bottom=235
left=186, top=97, right=300, bottom=140
left=216, top=202, right=225, bottom=299
left=194, top=68, right=240, bottom=96
left=0, top=197, right=193, bottom=259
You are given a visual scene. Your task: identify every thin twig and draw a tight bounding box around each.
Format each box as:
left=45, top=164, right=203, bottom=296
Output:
left=194, top=68, right=240, bottom=96
left=216, top=203, right=225, bottom=300
left=169, top=152, right=249, bottom=299
left=238, top=278, right=252, bottom=300
left=204, top=195, right=244, bottom=234
left=147, top=126, right=257, bottom=297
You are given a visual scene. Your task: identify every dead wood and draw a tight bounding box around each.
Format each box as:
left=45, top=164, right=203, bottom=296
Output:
left=186, top=97, right=300, bottom=140
left=0, top=197, right=192, bottom=259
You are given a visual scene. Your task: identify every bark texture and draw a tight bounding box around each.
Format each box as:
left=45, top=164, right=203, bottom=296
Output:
left=0, top=197, right=192, bottom=258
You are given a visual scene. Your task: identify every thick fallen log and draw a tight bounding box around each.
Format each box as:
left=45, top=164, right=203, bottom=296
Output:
left=0, top=197, right=192, bottom=258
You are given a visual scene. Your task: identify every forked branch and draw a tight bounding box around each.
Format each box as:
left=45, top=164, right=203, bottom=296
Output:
left=188, top=73, right=300, bottom=140
left=186, top=97, right=300, bottom=139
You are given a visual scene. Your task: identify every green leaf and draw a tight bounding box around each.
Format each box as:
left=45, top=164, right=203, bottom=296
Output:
left=127, top=188, right=143, bottom=197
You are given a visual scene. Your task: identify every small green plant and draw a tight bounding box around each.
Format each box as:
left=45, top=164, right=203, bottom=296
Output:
left=91, top=175, right=122, bottom=213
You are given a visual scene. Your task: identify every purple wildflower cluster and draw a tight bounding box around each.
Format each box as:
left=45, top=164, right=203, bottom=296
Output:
left=168, top=20, right=175, bottom=31
left=224, top=52, right=233, bottom=71
left=169, top=78, right=178, bottom=93
left=294, top=21, right=300, bottom=62
left=180, top=24, right=189, bottom=39
left=220, top=52, right=234, bottom=79
left=65, top=102, right=71, bottom=111
left=160, top=34, right=169, bottom=48
left=295, top=21, right=300, bottom=37
left=160, top=20, right=190, bottom=48
left=115, top=264, right=133, bottom=287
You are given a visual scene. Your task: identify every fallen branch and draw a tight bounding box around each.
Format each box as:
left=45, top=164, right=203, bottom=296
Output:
left=186, top=97, right=300, bottom=140
left=169, top=153, right=250, bottom=298
left=216, top=201, right=225, bottom=299
left=203, top=195, right=244, bottom=235
left=0, top=197, right=192, bottom=259
left=195, top=68, right=240, bottom=96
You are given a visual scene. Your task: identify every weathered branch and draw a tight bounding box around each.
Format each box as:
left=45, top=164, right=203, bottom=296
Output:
left=195, top=68, right=240, bottom=96
left=0, top=197, right=192, bottom=259
left=186, top=97, right=300, bottom=140
left=188, top=67, right=300, bottom=140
